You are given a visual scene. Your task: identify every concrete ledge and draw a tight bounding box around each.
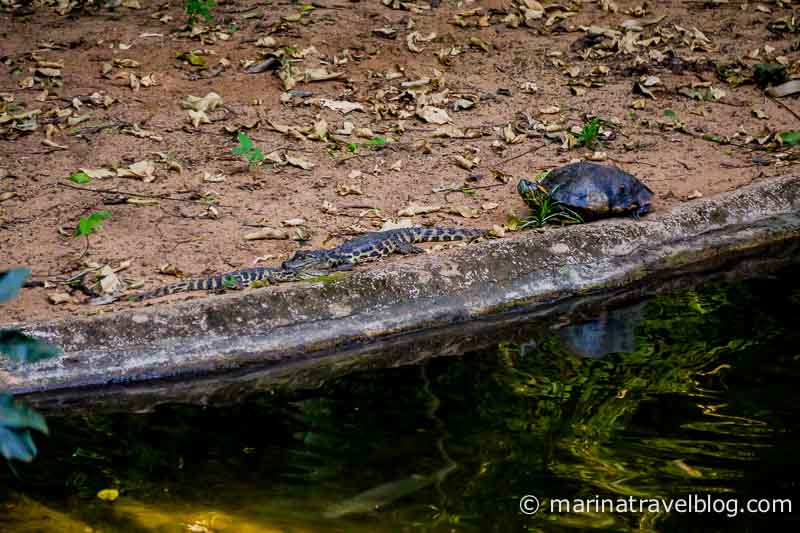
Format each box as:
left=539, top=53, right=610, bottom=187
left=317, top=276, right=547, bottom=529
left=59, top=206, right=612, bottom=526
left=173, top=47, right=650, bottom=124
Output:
left=2, top=175, right=799, bottom=404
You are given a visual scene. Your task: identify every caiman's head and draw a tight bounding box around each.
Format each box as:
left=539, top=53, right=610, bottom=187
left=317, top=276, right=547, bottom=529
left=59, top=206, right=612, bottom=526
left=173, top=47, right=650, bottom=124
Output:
left=282, top=250, right=335, bottom=271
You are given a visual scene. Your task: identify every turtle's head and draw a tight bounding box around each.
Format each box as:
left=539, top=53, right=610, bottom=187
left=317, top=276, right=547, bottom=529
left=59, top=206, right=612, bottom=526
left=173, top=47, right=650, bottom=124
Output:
left=517, top=179, right=551, bottom=209
left=282, top=250, right=334, bottom=271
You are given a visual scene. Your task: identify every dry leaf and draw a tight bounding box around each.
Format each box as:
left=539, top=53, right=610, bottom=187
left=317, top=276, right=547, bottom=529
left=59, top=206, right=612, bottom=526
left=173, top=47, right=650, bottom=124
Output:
left=182, top=92, right=223, bottom=112
left=202, top=171, right=226, bottom=183
left=126, top=160, right=156, bottom=182
left=416, top=105, right=450, bottom=124
left=304, top=68, right=343, bottom=82
left=320, top=99, right=365, bottom=114
left=80, top=168, right=115, bottom=179
left=244, top=228, right=290, bottom=240
left=489, top=224, right=506, bottom=237
left=256, top=36, right=277, bottom=47
left=188, top=109, right=210, bottom=127
left=449, top=205, right=481, bottom=218
left=48, top=292, right=73, bottom=305
left=502, top=124, right=524, bottom=144
left=586, top=151, right=608, bottom=161
left=398, top=204, right=442, bottom=216
left=336, top=183, right=363, bottom=196
left=286, top=153, right=315, bottom=170
left=539, top=105, right=560, bottom=115
left=407, top=31, right=437, bottom=53
left=380, top=219, right=414, bottom=231
left=100, top=271, right=126, bottom=294
left=282, top=218, right=305, bottom=226
left=0, top=192, right=17, bottom=202
left=481, top=202, right=499, bottom=211
left=686, top=190, right=703, bottom=200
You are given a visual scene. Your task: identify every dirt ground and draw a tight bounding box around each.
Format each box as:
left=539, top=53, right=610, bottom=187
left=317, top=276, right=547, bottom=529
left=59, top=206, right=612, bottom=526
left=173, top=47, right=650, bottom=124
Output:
left=1, top=0, right=799, bottom=324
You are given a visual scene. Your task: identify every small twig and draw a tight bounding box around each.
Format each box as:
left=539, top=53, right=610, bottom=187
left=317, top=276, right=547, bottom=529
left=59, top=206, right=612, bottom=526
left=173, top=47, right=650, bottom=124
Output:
left=490, top=143, right=547, bottom=168
left=769, top=96, right=800, bottom=123
left=56, top=182, right=241, bottom=209
left=609, top=157, right=659, bottom=167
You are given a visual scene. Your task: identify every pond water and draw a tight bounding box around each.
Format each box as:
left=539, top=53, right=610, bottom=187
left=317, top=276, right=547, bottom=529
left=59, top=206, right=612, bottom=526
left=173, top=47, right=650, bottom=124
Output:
left=1, top=266, right=799, bottom=531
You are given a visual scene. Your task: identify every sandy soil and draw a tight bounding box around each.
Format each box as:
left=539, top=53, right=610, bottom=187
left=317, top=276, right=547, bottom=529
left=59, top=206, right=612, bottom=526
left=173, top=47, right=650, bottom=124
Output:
left=1, top=0, right=799, bottom=323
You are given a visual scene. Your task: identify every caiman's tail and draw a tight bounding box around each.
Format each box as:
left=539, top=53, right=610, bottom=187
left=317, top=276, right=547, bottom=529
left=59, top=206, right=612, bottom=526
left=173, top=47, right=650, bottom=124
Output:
left=128, top=267, right=294, bottom=302
left=408, top=227, right=486, bottom=243
left=128, top=275, right=233, bottom=302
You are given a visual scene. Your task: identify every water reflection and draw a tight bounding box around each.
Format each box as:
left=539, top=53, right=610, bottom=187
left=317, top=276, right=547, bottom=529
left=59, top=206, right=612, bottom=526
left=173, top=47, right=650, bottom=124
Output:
left=2, top=268, right=800, bottom=531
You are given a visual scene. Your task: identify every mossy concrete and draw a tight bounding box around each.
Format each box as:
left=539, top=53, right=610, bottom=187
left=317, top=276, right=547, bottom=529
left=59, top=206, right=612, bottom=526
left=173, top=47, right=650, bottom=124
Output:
left=2, top=175, right=799, bottom=410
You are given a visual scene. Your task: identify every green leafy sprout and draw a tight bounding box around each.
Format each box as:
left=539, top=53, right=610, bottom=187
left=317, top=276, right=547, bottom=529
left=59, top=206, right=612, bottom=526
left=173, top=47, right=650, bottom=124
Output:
left=576, top=117, right=602, bottom=149
left=232, top=132, right=265, bottom=164
left=185, top=0, right=216, bottom=25
left=778, top=130, right=800, bottom=146
left=68, top=171, right=91, bottom=185
left=75, top=210, right=111, bottom=238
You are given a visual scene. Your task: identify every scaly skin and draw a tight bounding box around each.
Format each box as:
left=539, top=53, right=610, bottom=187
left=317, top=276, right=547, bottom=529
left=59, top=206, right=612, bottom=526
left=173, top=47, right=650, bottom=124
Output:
left=282, top=227, right=486, bottom=271
left=129, top=267, right=316, bottom=302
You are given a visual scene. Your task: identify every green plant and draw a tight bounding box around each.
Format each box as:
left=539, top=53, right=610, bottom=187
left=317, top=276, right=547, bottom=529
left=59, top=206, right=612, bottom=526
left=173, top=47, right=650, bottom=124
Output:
left=67, top=171, right=91, bottom=185
left=777, top=130, right=800, bottom=145
left=74, top=210, right=111, bottom=258
left=576, top=117, right=602, bottom=149
left=74, top=210, right=111, bottom=238
left=0, top=268, right=62, bottom=464
left=185, top=0, right=216, bottom=25
left=518, top=182, right=583, bottom=228
left=232, top=132, right=265, bottom=164
left=364, top=136, right=387, bottom=148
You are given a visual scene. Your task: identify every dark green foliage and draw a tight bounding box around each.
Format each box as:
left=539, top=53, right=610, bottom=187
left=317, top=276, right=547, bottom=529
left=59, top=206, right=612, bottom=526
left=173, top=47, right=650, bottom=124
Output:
left=0, top=395, right=48, bottom=463
left=185, top=0, right=215, bottom=25
left=0, top=330, right=61, bottom=363
left=753, top=63, right=788, bottom=89
left=0, top=268, right=60, bottom=464
left=0, top=268, right=30, bottom=304
left=517, top=179, right=583, bottom=228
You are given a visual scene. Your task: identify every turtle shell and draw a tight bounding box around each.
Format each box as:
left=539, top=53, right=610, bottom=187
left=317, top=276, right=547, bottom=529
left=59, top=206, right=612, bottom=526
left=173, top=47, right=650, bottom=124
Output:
left=539, top=162, right=654, bottom=219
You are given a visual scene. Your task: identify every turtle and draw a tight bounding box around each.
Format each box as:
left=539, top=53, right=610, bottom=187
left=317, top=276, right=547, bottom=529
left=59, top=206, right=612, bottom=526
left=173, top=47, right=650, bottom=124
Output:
left=517, top=162, right=654, bottom=220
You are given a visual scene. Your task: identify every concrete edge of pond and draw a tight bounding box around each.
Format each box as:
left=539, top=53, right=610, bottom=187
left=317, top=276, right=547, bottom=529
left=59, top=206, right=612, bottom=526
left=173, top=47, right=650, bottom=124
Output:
left=3, top=174, right=800, bottom=402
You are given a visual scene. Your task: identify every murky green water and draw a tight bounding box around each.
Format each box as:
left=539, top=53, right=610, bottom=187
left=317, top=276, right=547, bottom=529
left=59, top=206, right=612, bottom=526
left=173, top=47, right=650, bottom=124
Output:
left=2, top=267, right=800, bottom=532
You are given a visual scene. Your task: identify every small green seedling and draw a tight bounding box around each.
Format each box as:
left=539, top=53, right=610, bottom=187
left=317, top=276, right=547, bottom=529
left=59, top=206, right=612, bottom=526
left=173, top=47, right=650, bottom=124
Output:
left=232, top=131, right=265, bottom=164
left=346, top=143, right=359, bottom=153
left=778, top=130, right=800, bottom=146
left=74, top=210, right=111, bottom=258
left=364, top=136, right=387, bottom=148
left=663, top=108, right=677, bottom=120
left=67, top=171, right=91, bottom=185
left=185, top=0, right=216, bottom=25
left=75, top=210, right=111, bottom=237
left=576, top=117, right=602, bottom=149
